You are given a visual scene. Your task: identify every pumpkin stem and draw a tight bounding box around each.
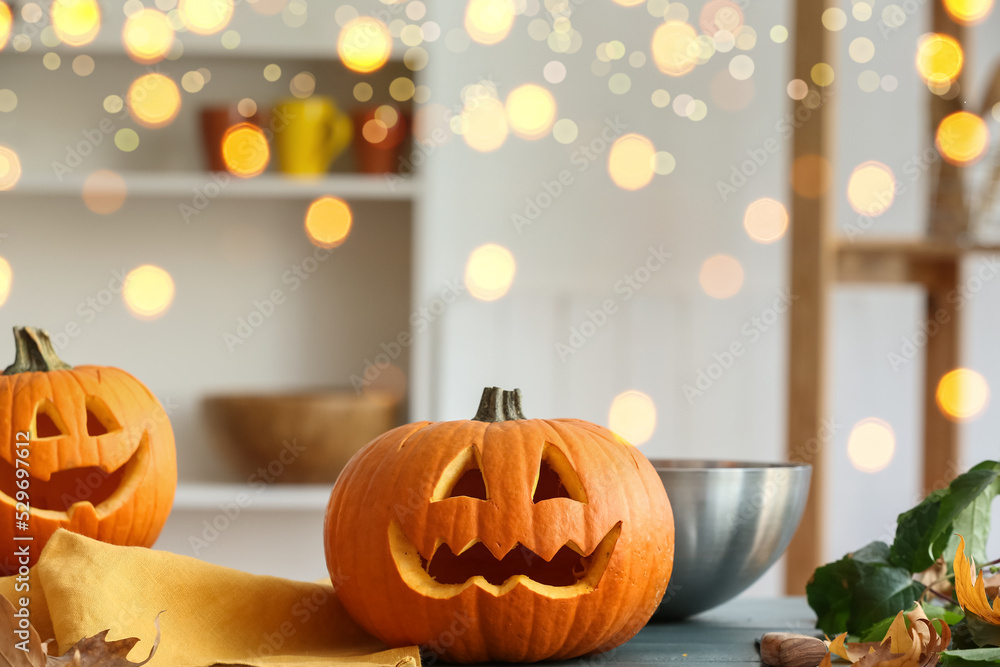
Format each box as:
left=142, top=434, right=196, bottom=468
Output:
left=3, top=327, right=73, bottom=375
left=473, top=387, right=526, bottom=422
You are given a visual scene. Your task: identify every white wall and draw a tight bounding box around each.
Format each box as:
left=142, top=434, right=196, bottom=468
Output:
left=413, top=0, right=1000, bottom=597
left=4, top=0, right=1000, bottom=591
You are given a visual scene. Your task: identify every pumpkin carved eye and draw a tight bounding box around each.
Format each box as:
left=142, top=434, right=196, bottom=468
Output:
left=34, top=400, right=67, bottom=439
left=532, top=444, right=587, bottom=503
left=85, top=396, right=122, bottom=436
left=432, top=446, right=489, bottom=501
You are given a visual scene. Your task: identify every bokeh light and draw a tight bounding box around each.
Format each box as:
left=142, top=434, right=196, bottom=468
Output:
left=221, top=123, right=270, bottom=177
left=743, top=198, right=788, bottom=243
left=916, top=33, right=963, bottom=85
left=699, top=0, right=742, bottom=36
left=128, top=73, right=181, bottom=128
left=0, top=89, right=15, bottom=112
left=943, top=0, right=994, bottom=23
left=72, top=54, right=94, bottom=75
left=0, top=145, right=21, bottom=190
left=465, top=0, right=515, bottom=45
left=651, top=20, right=699, bottom=76
left=123, top=8, right=174, bottom=64
left=82, top=170, right=127, bottom=214
left=0, top=257, right=11, bottom=308
left=787, top=79, right=808, bottom=100
left=847, top=161, right=896, bottom=217
left=608, top=390, right=657, bottom=446
left=115, top=128, right=140, bottom=152
left=304, top=196, right=353, bottom=248
left=699, top=254, right=744, bottom=299
left=936, top=111, right=989, bottom=166
left=608, top=133, right=656, bottom=191
left=465, top=243, right=515, bottom=301
left=849, top=37, right=875, bottom=64
left=811, top=63, right=835, bottom=86
left=178, top=0, right=233, bottom=35
left=0, top=3, right=11, bottom=51
left=821, top=7, right=847, bottom=31
left=505, top=84, right=556, bottom=140
left=847, top=418, right=895, bottom=473
left=51, top=0, right=101, bottom=47
left=461, top=97, right=508, bottom=152
left=937, top=368, right=990, bottom=421
left=123, top=265, right=175, bottom=320
left=338, top=16, right=392, bottom=73
left=289, top=71, right=316, bottom=98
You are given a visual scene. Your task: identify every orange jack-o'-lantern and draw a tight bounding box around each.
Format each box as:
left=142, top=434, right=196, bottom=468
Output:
left=0, top=327, right=177, bottom=573
left=325, top=387, right=673, bottom=663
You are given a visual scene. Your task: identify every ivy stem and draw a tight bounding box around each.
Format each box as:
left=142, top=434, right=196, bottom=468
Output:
left=976, top=555, right=1000, bottom=570
left=921, top=584, right=960, bottom=607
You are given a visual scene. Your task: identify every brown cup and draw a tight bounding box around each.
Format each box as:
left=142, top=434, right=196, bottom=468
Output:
left=200, top=106, right=268, bottom=173
left=352, top=106, right=411, bottom=174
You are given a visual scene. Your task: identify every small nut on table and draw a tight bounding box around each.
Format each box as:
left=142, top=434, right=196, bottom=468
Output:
left=759, top=632, right=829, bottom=667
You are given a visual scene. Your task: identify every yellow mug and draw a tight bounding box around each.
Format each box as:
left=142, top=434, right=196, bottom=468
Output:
left=272, top=96, right=353, bottom=176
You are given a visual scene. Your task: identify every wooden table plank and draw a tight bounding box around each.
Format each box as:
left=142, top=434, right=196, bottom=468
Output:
left=457, top=598, right=816, bottom=667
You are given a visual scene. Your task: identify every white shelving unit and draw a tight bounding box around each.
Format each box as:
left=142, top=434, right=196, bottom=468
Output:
left=1, top=1, right=425, bottom=577
left=173, top=483, right=332, bottom=511
left=11, top=171, right=419, bottom=200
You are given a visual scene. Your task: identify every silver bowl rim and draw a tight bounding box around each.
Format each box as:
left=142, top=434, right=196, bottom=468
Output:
left=649, top=458, right=812, bottom=471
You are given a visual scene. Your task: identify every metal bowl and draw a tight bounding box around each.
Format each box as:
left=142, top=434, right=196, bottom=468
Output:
left=651, top=460, right=811, bottom=620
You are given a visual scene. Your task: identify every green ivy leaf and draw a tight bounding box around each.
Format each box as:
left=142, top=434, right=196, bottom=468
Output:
left=966, top=613, right=1000, bottom=648
left=806, top=542, right=923, bottom=636
left=945, top=473, right=1000, bottom=570
left=890, top=463, right=1000, bottom=573
left=942, top=648, right=1000, bottom=666
left=923, top=603, right=965, bottom=627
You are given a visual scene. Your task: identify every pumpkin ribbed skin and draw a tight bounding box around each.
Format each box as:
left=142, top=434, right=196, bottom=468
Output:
left=0, top=360, right=176, bottom=574
left=325, top=406, right=673, bottom=663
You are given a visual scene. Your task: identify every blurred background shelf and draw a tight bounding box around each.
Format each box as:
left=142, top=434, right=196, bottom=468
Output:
left=5, top=171, right=419, bottom=200
left=173, top=482, right=332, bottom=511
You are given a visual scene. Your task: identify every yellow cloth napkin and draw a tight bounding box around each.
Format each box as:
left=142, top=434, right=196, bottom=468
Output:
left=0, top=529, right=420, bottom=667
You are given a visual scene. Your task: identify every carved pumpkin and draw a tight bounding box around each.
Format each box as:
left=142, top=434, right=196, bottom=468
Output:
left=0, top=327, right=177, bottom=574
left=325, top=387, right=673, bottom=663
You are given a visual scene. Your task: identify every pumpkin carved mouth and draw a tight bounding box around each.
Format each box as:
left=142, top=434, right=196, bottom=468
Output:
left=389, top=520, right=621, bottom=599
left=0, top=432, right=151, bottom=520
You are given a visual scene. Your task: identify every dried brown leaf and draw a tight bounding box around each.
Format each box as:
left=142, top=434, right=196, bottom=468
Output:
left=819, top=607, right=951, bottom=667
left=0, top=595, right=161, bottom=667
left=0, top=595, right=44, bottom=667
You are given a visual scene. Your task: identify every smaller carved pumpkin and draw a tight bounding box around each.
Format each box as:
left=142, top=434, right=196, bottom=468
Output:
left=0, top=327, right=177, bottom=574
left=325, top=387, right=674, bottom=663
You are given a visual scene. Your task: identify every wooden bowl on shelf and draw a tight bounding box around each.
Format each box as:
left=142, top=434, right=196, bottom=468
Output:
left=203, top=390, right=400, bottom=484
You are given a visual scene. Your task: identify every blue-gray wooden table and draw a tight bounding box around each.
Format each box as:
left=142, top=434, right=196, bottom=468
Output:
left=549, top=597, right=818, bottom=667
